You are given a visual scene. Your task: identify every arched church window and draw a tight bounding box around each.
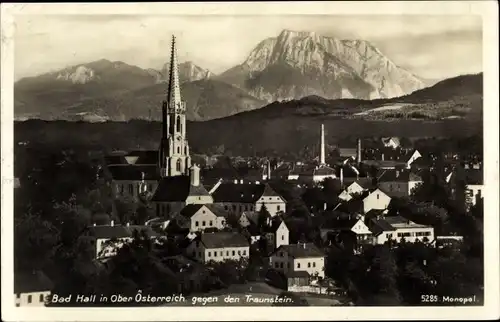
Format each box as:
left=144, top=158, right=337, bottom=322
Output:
left=176, top=116, right=181, bottom=133
left=169, top=115, right=175, bottom=135
left=177, top=146, right=180, bottom=154
left=176, top=159, right=182, bottom=172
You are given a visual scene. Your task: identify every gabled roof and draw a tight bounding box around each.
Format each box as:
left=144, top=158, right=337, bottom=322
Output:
left=87, top=224, right=160, bottom=239
left=180, top=204, right=206, bottom=218
left=314, top=166, right=336, bottom=176
left=367, top=217, right=396, bottom=235
left=199, top=232, right=249, bottom=248
left=151, top=176, right=211, bottom=202
left=378, top=169, right=422, bottom=182
left=384, top=216, right=428, bottom=229
left=211, top=182, right=281, bottom=203
left=277, top=243, right=325, bottom=259
left=107, top=165, right=160, bottom=181
left=15, top=271, right=53, bottom=293
left=382, top=137, right=400, bottom=146
left=320, top=216, right=358, bottom=230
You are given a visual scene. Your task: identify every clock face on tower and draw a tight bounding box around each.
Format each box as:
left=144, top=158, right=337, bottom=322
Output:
left=176, top=135, right=182, bottom=141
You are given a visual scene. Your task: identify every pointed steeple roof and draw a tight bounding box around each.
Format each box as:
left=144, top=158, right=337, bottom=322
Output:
left=167, top=35, right=182, bottom=108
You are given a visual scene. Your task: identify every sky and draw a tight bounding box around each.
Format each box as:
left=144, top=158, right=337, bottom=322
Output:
left=14, top=14, right=482, bottom=81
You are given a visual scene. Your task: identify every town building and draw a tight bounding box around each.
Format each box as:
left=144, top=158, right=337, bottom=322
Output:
left=211, top=182, right=285, bottom=217
left=381, top=137, right=401, bottom=149
left=174, top=204, right=228, bottom=232
left=186, top=232, right=250, bottom=263
left=377, top=169, right=423, bottom=198
left=14, top=271, right=53, bottom=307
left=87, top=222, right=161, bottom=260
left=366, top=215, right=434, bottom=244
left=338, top=179, right=372, bottom=201
left=151, top=164, right=214, bottom=217
left=362, top=188, right=391, bottom=213
left=269, top=242, right=326, bottom=278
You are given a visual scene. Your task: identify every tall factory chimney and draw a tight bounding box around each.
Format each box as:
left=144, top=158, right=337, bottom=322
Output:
left=357, top=138, right=362, bottom=164
left=320, top=124, right=326, bottom=165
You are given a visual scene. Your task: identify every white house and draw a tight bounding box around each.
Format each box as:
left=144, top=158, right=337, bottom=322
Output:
left=175, top=204, right=228, bottom=232
left=378, top=169, right=423, bottom=198
left=14, top=271, right=53, bottom=307
left=367, top=215, right=434, bottom=245
left=362, top=188, right=391, bottom=213
left=338, top=181, right=369, bottom=201
left=88, top=222, right=161, bottom=260
left=186, top=232, right=250, bottom=263
left=211, top=182, right=286, bottom=217
left=381, top=137, right=401, bottom=149
left=269, top=242, right=326, bottom=278
left=404, top=149, right=422, bottom=169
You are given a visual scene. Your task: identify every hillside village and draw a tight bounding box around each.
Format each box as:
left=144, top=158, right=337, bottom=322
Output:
left=14, top=36, right=484, bottom=307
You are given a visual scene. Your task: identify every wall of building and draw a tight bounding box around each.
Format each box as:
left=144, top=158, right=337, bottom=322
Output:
left=293, top=257, right=325, bottom=278
left=339, top=182, right=365, bottom=201
left=96, top=237, right=132, bottom=259
left=363, top=190, right=391, bottom=213
left=15, top=291, right=50, bottom=307
left=275, top=222, right=289, bottom=248
left=256, top=196, right=286, bottom=216
left=113, top=180, right=158, bottom=199
left=186, top=194, right=214, bottom=205
left=190, top=208, right=220, bottom=232
left=375, top=227, right=434, bottom=244
left=155, top=202, right=186, bottom=218
left=187, top=242, right=249, bottom=263
left=467, top=184, right=484, bottom=206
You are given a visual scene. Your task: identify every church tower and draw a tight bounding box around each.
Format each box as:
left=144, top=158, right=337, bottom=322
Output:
left=159, top=35, right=191, bottom=177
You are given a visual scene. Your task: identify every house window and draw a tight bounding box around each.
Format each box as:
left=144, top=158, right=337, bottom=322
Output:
left=224, top=205, right=228, bottom=210
left=221, top=220, right=225, bottom=226
left=277, top=205, right=281, bottom=211
left=39, top=294, right=44, bottom=302
left=242, top=250, right=246, bottom=255
left=297, top=263, right=301, bottom=268
left=280, top=262, right=284, bottom=268
left=16, top=304, right=20, bottom=307
left=281, top=235, right=284, bottom=240
left=232, top=205, right=236, bottom=211
left=308, top=262, right=311, bottom=268
left=129, top=184, right=133, bottom=194
left=377, top=194, right=379, bottom=200
left=287, top=262, right=290, bottom=268
left=120, top=185, right=124, bottom=195
left=176, top=159, right=181, bottom=172
left=28, top=295, right=32, bottom=303
left=275, top=262, right=279, bottom=268
left=232, top=250, right=235, bottom=256
left=238, top=250, right=241, bottom=255
left=208, top=252, right=211, bottom=257
left=16, top=294, right=20, bottom=299
left=313, top=262, right=316, bottom=268
left=226, top=251, right=229, bottom=256
left=195, top=221, right=199, bottom=227
left=177, top=147, right=180, bottom=154
left=214, top=251, right=217, bottom=257
left=209, top=221, right=213, bottom=226
left=202, top=221, right=206, bottom=226
left=176, top=116, right=181, bottom=132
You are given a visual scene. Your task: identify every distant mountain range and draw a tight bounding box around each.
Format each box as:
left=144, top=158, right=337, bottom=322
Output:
left=14, top=29, right=480, bottom=122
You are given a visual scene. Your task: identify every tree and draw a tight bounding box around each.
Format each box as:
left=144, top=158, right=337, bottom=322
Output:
left=257, top=204, right=271, bottom=230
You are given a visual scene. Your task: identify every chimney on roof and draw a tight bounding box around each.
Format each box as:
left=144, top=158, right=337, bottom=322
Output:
left=126, top=222, right=130, bottom=227
left=396, top=170, right=400, bottom=178
left=190, top=164, right=200, bottom=187
left=111, top=220, right=115, bottom=227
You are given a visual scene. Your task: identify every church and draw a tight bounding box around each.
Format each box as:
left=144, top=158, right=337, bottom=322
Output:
left=104, top=36, right=209, bottom=211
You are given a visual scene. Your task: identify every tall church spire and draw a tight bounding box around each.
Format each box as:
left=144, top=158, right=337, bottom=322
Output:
left=167, top=35, right=182, bottom=107
left=159, top=35, right=191, bottom=178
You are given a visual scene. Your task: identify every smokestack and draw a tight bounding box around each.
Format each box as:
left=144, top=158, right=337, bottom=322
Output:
left=382, top=153, right=385, bottom=161
left=111, top=220, right=114, bottom=227
left=267, top=159, right=271, bottom=180
left=320, top=124, right=325, bottom=165
left=340, top=167, right=344, bottom=186
left=357, top=138, right=362, bottom=164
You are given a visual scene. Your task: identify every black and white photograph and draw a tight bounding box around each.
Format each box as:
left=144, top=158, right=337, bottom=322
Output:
left=1, top=1, right=499, bottom=321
